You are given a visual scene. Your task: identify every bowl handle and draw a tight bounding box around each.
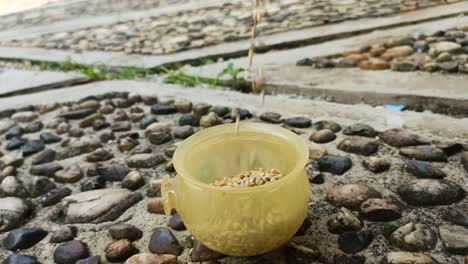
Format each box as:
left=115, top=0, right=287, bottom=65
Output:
left=162, top=175, right=177, bottom=216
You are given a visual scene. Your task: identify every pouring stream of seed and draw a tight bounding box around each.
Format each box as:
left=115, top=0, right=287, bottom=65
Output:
left=217, top=0, right=284, bottom=189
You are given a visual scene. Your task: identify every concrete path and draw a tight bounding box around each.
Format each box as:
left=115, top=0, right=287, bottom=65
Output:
left=0, top=69, right=87, bottom=97
left=186, top=15, right=468, bottom=78
left=0, top=1, right=467, bottom=68
left=0, top=79, right=466, bottom=139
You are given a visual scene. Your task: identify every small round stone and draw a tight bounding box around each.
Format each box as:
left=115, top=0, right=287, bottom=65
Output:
left=147, top=197, right=164, bottom=214
left=318, top=155, right=352, bottom=175
left=360, top=198, right=401, bottom=222
left=343, top=123, right=378, bottom=137
left=191, top=239, right=224, bottom=262
left=3, top=228, right=48, bottom=250
left=405, top=160, right=445, bottom=179
left=105, top=239, right=136, bottom=262
left=49, top=226, right=77, bottom=243
left=338, top=230, right=373, bottom=254
left=151, top=104, right=177, bottom=115
left=179, top=114, right=200, bottom=127
left=169, top=213, right=186, bottom=231
left=362, top=157, right=391, bottom=173
left=337, top=137, right=379, bottom=156
left=173, top=125, right=194, bottom=139
left=200, top=112, right=223, bottom=127
left=5, top=254, right=39, bottom=264
left=397, top=179, right=465, bottom=206
left=327, top=184, right=381, bottom=210
left=109, top=224, right=143, bottom=242
left=148, top=228, right=182, bottom=255
left=399, top=146, right=447, bottom=162
left=390, top=223, right=437, bottom=251
left=284, top=117, right=312, bottom=128
left=259, top=112, right=282, bottom=124
left=121, top=171, right=145, bottom=190
left=312, top=120, right=342, bottom=132
left=327, top=207, right=362, bottom=234
left=309, top=129, right=336, bottom=144
left=54, top=240, right=90, bottom=264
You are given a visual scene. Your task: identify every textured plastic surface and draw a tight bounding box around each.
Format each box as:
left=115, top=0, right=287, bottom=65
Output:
left=163, top=122, right=309, bottom=256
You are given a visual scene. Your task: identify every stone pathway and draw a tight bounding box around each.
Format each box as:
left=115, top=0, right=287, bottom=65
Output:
left=0, top=81, right=466, bottom=263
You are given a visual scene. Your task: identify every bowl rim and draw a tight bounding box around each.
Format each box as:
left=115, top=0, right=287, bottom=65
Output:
left=172, top=122, right=309, bottom=193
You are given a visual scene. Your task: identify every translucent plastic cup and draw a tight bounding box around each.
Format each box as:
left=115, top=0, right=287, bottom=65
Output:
left=162, top=122, right=309, bottom=256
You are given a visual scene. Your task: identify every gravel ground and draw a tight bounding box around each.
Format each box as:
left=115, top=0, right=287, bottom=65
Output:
left=0, top=91, right=466, bottom=263
left=0, top=0, right=460, bottom=55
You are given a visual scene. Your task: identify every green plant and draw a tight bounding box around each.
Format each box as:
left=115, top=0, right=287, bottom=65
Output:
left=160, top=66, right=202, bottom=87
left=219, top=63, right=245, bottom=81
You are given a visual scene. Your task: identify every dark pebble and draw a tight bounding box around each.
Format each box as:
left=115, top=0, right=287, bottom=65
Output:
left=105, top=239, right=137, bottom=262
left=148, top=228, right=182, bottom=255
left=139, top=115, right=158, bottom=129
left=210, top=105, right=230, bottom=117
left=338, top=231, right=373, bottom=254
left=109, top=224, right=143, bottom=241
left=318, top=155, right=352, bottom=175
left=437, top=142, right=463, bottom=156
left=284, top=117, right=312, bottom=128
left=406, top=160, right=445, bottom=179
left=92, top=119, right=110, bottom=131
left=381, top=128, right=426, bottom=148
left=151, top=104, right=177, bottom=115
left=111, top=121, right=131, bottom=132
left=5, top=254, right=39, bottom=264
left=30, top=162, right=63, bottom=177
left=80, top=176, right=106, bottom=191
left=21, top=140, right=45, bottom=156
left=173, top=126, right=194, bottom=139
left=24, top=121, right=43, bottom=133
left=362, top=157, right=390, bottom=173
left=442, top=206, right=468, bottom=227
left=32, top=149, right=56, bottom=165
left=96, top=163, right=129, bottom=182
left=343, top=123, right=378, bottom=137
left=3, top=228, right=48, bottom=250
left=59, top=108, right=96, bottom=119
left=399, top=146, right=447, bottom=162
left=397, top=179, right=465, bottom=206
left=54, top=240, right=90, bottom=264
left=5, top=126, right=24, bottom=140
left=40, top=187, right=72, bottom=207
left=360, top=198, right=401, bottom=222
left=50, top=226, right=78, bottom=243
left=337, top=137, right=379, bottom=156
left=169, top=213, right=186, bottom=230
left=148, top=132, right=173, bottom=145
left=75, top=256, right=101, bottom=264
left=40, top=132, right=62, bottom=144
left=6, top=137, right=27, bottom=150
left=312, top=120, right=342, bottom=133
left=309, top=129, right=336, bottom=144
left=259, top=112, right=282, bottom=124
left=179, top=114, right=200, bottom=127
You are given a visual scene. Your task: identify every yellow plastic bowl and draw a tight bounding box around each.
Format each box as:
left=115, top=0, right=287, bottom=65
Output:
left=162, top=122, right=310, bottom=256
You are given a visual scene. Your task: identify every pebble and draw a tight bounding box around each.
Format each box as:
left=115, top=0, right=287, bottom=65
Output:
left=79, top=113, right=104, bottom=128
left=1, top=176, right=29, bottom=197
left=148, top=228, right=183, bottom=255
left=93, top=119, right=110, bottom=130
left=5, top=126, right=24, bottom=139
left=148, top=131, right=173, bottom=145
left=50, top=226, right=78, bottom=244
left=147, top=197, right=165, bottom=214
left=128, top=153, right=165, bottom=168
left=86, top=148, right=114, bottom=162
left=174, top=100, right=192, bottom=113
left=75, top=256, right=101, bottom=264
left=80, top=176, right=106, bottom=191
left=145, top=122, right=172, bottom=136
left=442, top=206, right=468, bottom=227
left=60, top=108, right=96, bottom=119
left=6, top=137, right=26, bottom=150
left=0, top=120, right=16, bottom=135
left=125, top=253, right=177, bottom=264
left=21, top=139, right=45, bottom=156
left=173, top=125, right=194, bottom=139
left=327, top=207, right=362, bottom=234
left=121, top=170, right=145, bottom=190
left=109, top=224, right=143, bottom=241
left=54, top=240, right=90, bottom=264
left=338, top=230, right=373, bottom=254
left=118, top=137, right=139, bottom=152
left=56, top=122, right=71, bottom=134
left=192, top=103, right=211, bottom=116
left=327, top=184, right=381, bottom=210
left=343, top=123, right=378, bottom=137
left=397, top=179, right=465, bottom=206
left=12, top=111, right=39, bottom=122
left=360, top=198, right=401, bottom=222
left=1, top=154, right=24, bottom=167
left=30, top=162, right=63, bottom=177
left=330, top=251, right=365, bottom=264
left=318, top=155, right=352, bottom=175
left=405, top=160, right=445, bottom=178
left=437, top=142, right=463, bottom=156
left=105, top=239, right=137, bottom=262
left=54, top=165, right=83, bottom=183
left=284, top=117, right=312, bottom=128
left=114, top=109, right=129, bottom=121
left=63, top=189, right=142, bottom=224
left=28, top=176, right=56, bottom=197
left=147, top=179, right=163, bottom=197
left=179, top=114, right=200, bottom=126
left=99, top=105, right=115, bottom=115
left=382, top=252, right=437, bottom=264
left=390, top=223, right=437, bottom=251
left=200, top=112, right=223, bottom=127
left=0, top=197, right=31, bottom=232
left=381, top=129, right=426, bottom=148
left=111, top=121, right=132, bottom=132
left=399, top=146, right=447, bottom=162
left=169, top=213, right=186, bottom=230
left=210, top=105, right=230, bottom=117
left=5, top=254, right=39, bottom=264
left=32, top=149, right=56, bottom=165
left=40, top=132, right=62, bottom=144
left=3, top=228, right=48, bottom=250
left=337, top=137, right=379, bottom=156
left=151, top=104, right=178, bottom=115
left=439, top=225, right=468, bottom=255
left=259, top=112, right=282, bottom=124
left=140, top=115, right=158, bottom=129
left=40, top=187, right=72, bottom=207
left=96, top=163, right=129, bottom=182
left=362, top=157, right=391, bottom=173
left=359, top=58, right=390, bottom=70
left=309, top=129, right=336, bottom=143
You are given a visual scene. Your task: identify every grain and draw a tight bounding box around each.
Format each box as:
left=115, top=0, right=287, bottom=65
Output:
left=211, top=168, right=283, bottom=188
